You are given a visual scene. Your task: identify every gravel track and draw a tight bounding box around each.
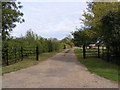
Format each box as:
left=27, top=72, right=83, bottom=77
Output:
left=3, top=49, right=118, bottom=88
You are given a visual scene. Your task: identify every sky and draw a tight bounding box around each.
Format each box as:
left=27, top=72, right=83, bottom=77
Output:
left=11, top=1, right=87, bottom=40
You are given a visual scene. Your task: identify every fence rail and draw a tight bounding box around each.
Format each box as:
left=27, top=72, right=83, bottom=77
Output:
left=82, top=45, right=100, bottom=59
left=101, top=46, right=119, bottom=64
left=82, top=45, right=119, bottom=64
left=2, top=46, right=39, bottom=66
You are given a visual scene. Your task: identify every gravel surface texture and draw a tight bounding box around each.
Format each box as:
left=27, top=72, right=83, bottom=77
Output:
left=3, top=49, right=118, bottom=88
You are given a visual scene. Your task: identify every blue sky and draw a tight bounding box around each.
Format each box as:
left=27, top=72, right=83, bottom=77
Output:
left=12, top=2, right=87, bottom=40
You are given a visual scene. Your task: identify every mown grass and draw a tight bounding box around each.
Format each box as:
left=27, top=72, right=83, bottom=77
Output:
left=2, top=51, right=58, bottom=75
left=74, top=48, right=119, bottom=81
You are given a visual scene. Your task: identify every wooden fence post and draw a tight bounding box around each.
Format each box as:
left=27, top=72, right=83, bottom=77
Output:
left=83, top=44, right=86, bottom=59
left=36, top=46, right=39, bottom=61
left=6, top=47, right=9, bottom=66
left=107, top=46, right=110, bottom=62
left=98, top=45, right=100, bottom=58
left=21, top=47, right=23, bottom=60
left=15, top=48, right=17, bottom=63
left=64, top=45, right=66, bottom=49
left=102, top=46, right=104, bottom=59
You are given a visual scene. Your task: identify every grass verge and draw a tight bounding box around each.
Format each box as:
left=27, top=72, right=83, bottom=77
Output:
left=74, top=48, right=119, bottom=81
left=2, top=51, right=58, bottom=75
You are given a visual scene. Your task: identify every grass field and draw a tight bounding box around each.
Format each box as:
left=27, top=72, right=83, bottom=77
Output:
left=2, top=51, right=58, bottom=75
left=74, top=48, right=119, bottom=81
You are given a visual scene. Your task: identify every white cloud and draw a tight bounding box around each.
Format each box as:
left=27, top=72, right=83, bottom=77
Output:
left=18, top=0, right=89, bottom=2
left=12, top=2, right=87, bottom=39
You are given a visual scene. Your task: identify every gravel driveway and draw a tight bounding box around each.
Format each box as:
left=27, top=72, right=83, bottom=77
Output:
left=3, top=49, right=118, bottom=88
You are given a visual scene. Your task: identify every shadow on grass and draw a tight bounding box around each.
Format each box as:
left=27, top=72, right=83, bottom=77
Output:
left=2, top=51, right=58, bottom=75
left=74, top=48, right=119, bottom=81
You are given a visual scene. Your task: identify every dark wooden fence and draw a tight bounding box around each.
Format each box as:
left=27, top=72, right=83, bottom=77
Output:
left=101, top=46, right=120, bottom=64
left=83, top=45, right=100, bottom=59
left=82, top=45, right=119, bottom=64
left=2, top=46, right=39, bottom=66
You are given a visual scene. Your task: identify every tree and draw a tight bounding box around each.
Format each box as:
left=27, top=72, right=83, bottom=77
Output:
left=61, top=35, right=74, bottom=48
left=72, top=28, right=97, bottom=46
left=72, top=2, right=119, bottom=46
left=100, top=10, right=120, bottom=62
left=82, top=2, right=119, bottom=37
left=2, top=1, right=24, bottom=40
left=100, top=10, right=120, bottom=46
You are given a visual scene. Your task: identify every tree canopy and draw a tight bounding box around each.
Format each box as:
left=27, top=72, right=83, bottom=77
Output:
left=2, top=1, right=24, bottom=40
left=72, top=2, right=119, bottom=46
left=100, top=10, right=120, bottom=46
left=72, top=28, right=97, bottom=46
left=61, top=35, right=74, bottom=48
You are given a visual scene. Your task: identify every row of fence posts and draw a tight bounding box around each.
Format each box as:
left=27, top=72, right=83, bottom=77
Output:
left=4, top=46, right=39, bottom=66
left=82, top=45, right=116, bottom=63
left=83, top=45, right=100, bottom=59
left=102, top=46, right=110, bottom=62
